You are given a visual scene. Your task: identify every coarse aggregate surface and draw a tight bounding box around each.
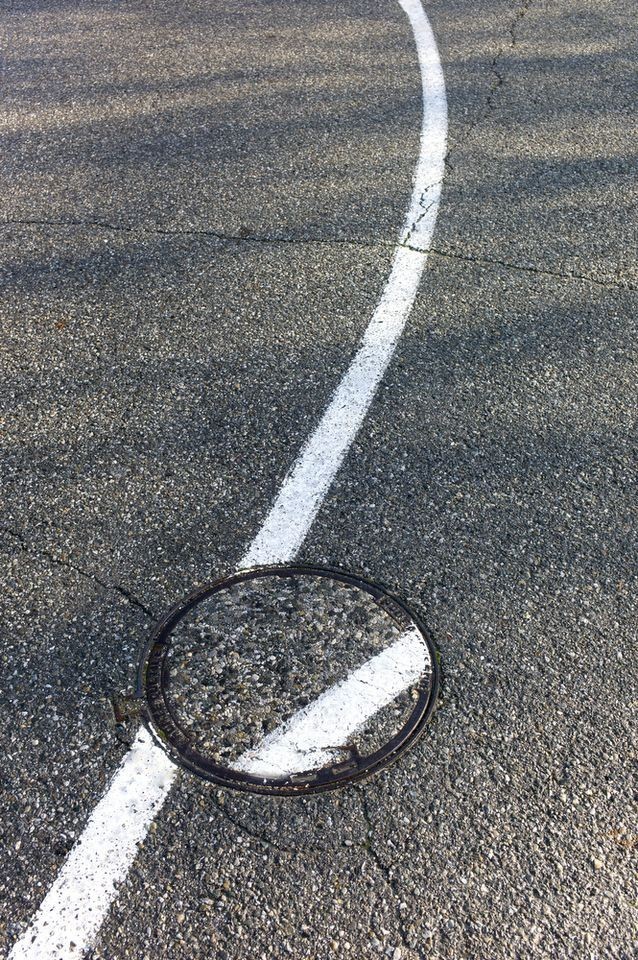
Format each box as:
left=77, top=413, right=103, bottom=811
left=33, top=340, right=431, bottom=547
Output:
left=1, top=0, right=636, bottom=958
left=162, top=573, right=421, bottom=768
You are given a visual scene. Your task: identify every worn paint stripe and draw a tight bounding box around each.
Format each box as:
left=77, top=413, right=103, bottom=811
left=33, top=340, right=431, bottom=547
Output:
left=235, top=626, right=430, bottom=778
left=8, top=731, right=175, bottom=960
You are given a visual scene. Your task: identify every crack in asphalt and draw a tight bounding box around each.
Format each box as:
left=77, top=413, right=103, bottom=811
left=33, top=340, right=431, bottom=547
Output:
left=491, top=0, right=534, bottom=107
left=210, top=795, right=294, bottom=854
left=0, top=216, right=390, bottom=252
left=0, top=217, right=633, bottom=292
left=361, top=792, right=413, bottom=956
left=423, top=244, right=638, bottom=293
left=0, top=524, right=156, bottom=620
left=401, top=178, right=445, bottom=247
left=445, top=0, right=534, bottom=172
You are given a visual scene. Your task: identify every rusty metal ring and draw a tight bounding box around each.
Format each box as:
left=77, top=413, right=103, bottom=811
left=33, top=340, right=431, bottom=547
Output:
left=137, top=564, right=439, bottom=796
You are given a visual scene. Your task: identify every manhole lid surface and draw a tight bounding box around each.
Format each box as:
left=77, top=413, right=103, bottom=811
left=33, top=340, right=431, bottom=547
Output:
left=139, top=565, right=438, bottom=795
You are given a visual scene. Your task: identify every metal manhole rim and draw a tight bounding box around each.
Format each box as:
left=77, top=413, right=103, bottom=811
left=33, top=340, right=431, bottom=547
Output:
left=137, top=563, right=440, bottom=796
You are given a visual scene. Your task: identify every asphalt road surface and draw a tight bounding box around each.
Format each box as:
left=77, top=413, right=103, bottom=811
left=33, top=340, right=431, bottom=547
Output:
left=1, top=0, right=637, bottom=958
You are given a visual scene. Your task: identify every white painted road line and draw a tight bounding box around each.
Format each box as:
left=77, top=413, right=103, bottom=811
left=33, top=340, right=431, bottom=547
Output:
left=235, top=626, right=430, bottom=778
left=11, top=629, right=430, bottom=960
left=8, top=730, right=176, bottom=960
left=244, top=0, right=447, bottom=567
left=9, top=2, right=447, bottom=957
left=243, top=244, right=432, bottom=567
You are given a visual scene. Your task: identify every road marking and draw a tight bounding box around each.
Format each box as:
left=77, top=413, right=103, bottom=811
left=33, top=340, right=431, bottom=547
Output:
left=12, top=630, right=430, bottom=960
left=235, top=625, right=430, bottom=778
left=8, top=730, right=175, bottom=960
left=243, top=245, right=433, bottom=566
left=9, top=2, right=447, bottom=957
left=244, top=0, right=447, bottom=566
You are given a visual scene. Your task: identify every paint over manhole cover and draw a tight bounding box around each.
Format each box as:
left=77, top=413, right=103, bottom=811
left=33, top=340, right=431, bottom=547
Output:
left=138, top=565, right=438, bottom=795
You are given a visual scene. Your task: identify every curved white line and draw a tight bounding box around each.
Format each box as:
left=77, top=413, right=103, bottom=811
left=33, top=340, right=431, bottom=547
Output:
left=8, top=4, right=447, bottom=958
left=243, top=0, right=447, bottom=566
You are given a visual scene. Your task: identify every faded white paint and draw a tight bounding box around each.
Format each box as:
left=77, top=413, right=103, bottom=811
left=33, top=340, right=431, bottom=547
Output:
left=8, top=729, right=176, bottom=960
left=235, top=626, right=430, bottom=778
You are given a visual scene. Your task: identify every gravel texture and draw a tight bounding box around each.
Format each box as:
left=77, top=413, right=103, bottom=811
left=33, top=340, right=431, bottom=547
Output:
left=162, top=572, right=425, bottom=767
left=1, top=0, right=637, bottom=957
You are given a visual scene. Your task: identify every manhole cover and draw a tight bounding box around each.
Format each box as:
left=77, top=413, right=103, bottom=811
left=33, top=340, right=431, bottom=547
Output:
left=138, top=565, right=438, bottom=795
